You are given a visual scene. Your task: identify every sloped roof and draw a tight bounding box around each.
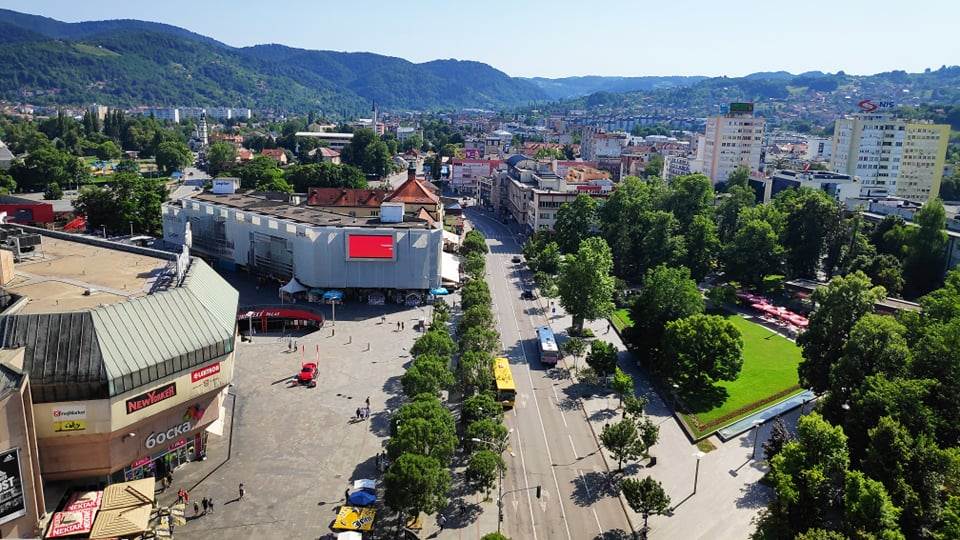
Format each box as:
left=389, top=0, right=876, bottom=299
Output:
left=101, top=478, right=155, bottom=510
left=89, top=504, right=151, bottom=539
left=385, top=177, right=440, bottom=205
left=505, top=154, right=533, bottom=168
left=261, top=148, right=286, bottom=159
left=416, top=208, right=436, bottom=225
left=318, top=147, right=340, bottom=157
left=307, top=188, right=385, bottom=208
left=0, top=259, right=238, bottom=402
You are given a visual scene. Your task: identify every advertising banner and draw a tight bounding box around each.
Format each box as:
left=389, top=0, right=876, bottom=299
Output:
left=348, top=234, right=394, bottom=259
left=0, top=448, right=26, bottom=526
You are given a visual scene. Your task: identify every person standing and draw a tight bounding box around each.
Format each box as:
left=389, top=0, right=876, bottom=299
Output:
left=238, top=483, right=245, bottom=501
left=194, top=501, right=200, bottom=516
left=202, top=497, right=209, bottom=515
left=438, top=514, right=447, bottom=530
left=208, top=497, right=214, bottom=513
left=365, top=396, right=370, bottom=408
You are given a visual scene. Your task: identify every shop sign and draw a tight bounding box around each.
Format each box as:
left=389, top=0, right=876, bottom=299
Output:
left=191, top=362, right=221, bottom=383
left=145, top=421, right=193, bottom=450
left=0, top=448, right=26, bottom=526
left=53, top=420, right=87, bottom=432
left=129, top=456, right=152, bottom=469
left=51, top=404, right=86, bottom=421
left=126, top=382, right=177, bottom=414
left=168, top=437, right=188, bottom=451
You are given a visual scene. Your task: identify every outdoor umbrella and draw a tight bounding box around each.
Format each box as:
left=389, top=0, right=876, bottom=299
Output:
left=430, top=287, right=449, bottom=296
left=347, top=489, right=377, bottom=506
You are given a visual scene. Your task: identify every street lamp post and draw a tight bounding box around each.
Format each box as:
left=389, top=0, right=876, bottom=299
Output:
left=693, top=451, right=705, bottom=494
left=471, top=434, right=511, bottom=533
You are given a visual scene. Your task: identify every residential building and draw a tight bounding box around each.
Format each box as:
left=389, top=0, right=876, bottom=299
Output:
left=663, top=155, right=694, bottom=180
left=88, top=104, right=108, bottom=122
left=619, top=145, right=657, bottom=178
left=450, top=159, right=501, bottom=195
left=306, top=188, right=387, bottom=217
left=294, top=132, right=354, bottom=152
left=697, top=103, right=765, bottom=184
left=805, top=136, right=833, bottom=162
left=496, top=158, right=608, bottom=233
left=565, top=165, right=610, bottom=184
left=831, top=112, right=949, bottom=202
left=0, top=141, right=13, bottom=170
left=206, top=107, right=232, bottom=121
left=766, top=170, right=861, bottom=204
left=580, top=127, right=627, bottom=161
left=140, top=107, right=179, bottom=123
left=384, top=173, right=444, bottom=223
left=0, top=228, right=238, bottom=487
left=311, top=147, right=341, bottom=164
left=260, top=148, right=288, bottom=165
left=395, top=126, right=417, bottom=141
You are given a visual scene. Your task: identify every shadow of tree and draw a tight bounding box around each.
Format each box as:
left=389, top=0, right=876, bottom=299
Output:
left=569, top=470, right=618, bottom=507
left=594, top=529, right=632, bottom=540
left=677, top=383, right=730, bottom=413
left=735, top=478, right=773, bottom=509
left=589, top=407, right=619, bottom=422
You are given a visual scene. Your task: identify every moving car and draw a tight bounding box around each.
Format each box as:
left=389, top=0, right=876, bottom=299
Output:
left=521, top=289, right=535, bottom=300
left=298, top=362, right=318, bottom=387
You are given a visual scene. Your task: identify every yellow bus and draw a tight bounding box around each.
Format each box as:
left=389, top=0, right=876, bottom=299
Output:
left=492, top=357, right=517, bottom=408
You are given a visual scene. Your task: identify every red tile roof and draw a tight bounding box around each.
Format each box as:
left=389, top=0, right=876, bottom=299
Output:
left=385, top=177, right=440, bottom=205
left=306, top=188, right=386, bottom=207
left=416, top=207, right=437, bottom=225
left=318, top=147, right=340, bottom=157
left=261, top=148, right=286, bottom=159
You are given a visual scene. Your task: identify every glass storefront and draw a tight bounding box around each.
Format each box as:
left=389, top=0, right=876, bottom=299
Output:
left=118, top=433, right=206, bottom=482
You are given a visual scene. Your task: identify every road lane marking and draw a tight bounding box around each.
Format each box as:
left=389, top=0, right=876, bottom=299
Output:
left=552, top=385, right=568, bottom=427
left=568, top=434, right=578, bottom=459
left=577, top=469, right=605, bottom=535
left=511, top=424, right=538, bottom=540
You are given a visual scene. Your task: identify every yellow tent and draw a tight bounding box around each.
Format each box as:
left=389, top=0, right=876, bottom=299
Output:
left=333, top=506, right=376, bottom=531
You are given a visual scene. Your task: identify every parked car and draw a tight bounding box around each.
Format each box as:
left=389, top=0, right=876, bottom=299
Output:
left=511, top=255, right=522, bottom=263
left=298, top=362, right=318, bottom=387
left=521, top=289, right=536, bottom=300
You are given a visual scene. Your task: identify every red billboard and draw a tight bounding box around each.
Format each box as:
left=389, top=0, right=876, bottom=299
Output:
left=348, top=234, right=394, bottom=259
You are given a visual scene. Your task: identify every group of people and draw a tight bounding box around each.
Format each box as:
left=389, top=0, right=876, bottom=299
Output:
left=192, top=496, right=216, bottom=516
left=355, top=396, right=372, bottom=421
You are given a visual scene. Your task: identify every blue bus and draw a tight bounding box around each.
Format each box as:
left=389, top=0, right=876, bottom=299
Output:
left=536, top=326, right=560, bottom=365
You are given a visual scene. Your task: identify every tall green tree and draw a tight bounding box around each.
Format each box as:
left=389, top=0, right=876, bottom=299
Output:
left=828, top=314, right=911, bottom=408
left=666, top=173, right=714, bottom=231
left=723, top=219, right=784, bottom=286
left=206, top=142, right=236, bottom=176
left=903, top=200, right=948, bottom=297
left=600, top=419, right=645, bottom=471
left=683, top=213, right=721, bottom=281
left=458, top=351, right=495, bottom=396
left=716, top=185, right=756, bottom=243
left=585, top=340, right=619, bottom=377
left=466, top=450, right=503, bottom=497
left=842, top=470, right=904, bottom=539
left=557, top=237, right=615, bottom=332
left=776, top=188, right=841, bottom=278
left=10, top=145, right=87, bottom=190
left=662, top=314, right=743, bottom=392
left=73, top=172, right=167, bottom=235
left=155, top=140, right=192, bottom=175
left=401, top=354, right=454, bottom=397
left=384, top=454, right=451, bottom=526
left=621, top=476, right=671, bottom=536
left=285, top=162, right=367, bottom=191
left=797, top=272, right=885, bottom=393
left=553, top=194, right=599, bottom=253
left=610, top=367, right=634, bottom=408
left=628, top=265, right=704, bottom=365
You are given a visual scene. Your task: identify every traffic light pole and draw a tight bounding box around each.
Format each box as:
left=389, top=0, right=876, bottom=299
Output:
left=497, top=485, right=542, bottom=533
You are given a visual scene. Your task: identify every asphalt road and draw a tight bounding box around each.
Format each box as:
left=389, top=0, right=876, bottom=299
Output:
left=467, top=208, right=632, bottom=540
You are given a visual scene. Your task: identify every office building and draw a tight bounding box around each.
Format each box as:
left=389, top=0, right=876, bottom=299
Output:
left=697, top=103, right=765, bottom=184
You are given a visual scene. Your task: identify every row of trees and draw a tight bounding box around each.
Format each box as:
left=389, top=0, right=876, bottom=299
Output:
left=755, top=269, right=960, bottom=538
left=538, top=170, right=949, bottom=300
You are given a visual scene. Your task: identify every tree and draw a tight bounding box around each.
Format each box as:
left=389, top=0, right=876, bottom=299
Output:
left=683, top=213, right=720, bottom=281
left=481, top=533, right=511, bottom=540
left=206, top=142, right=236, bottom=176
left=635, top=210, right=686, bottom=276
left=466, top=449, right=503, bottom=497
left=621, top=476, right=671, bottom=536
left=623, top=394, right=648, bottom=419
left=465, top=419, right=508, bottom=452
left=341, top=128, right=394, bottom=177
left=628, top=265, right=704, bottom=366
left=463, top=252, right=486, bottom=279
left=384, top=453, right=451, bottom=525
left=636, top=415, right=659, bottom=458
left=462, top=230, right=489, bottom=255
left=460, top=304, right=494, bottom=333
left=95, top=140, right=122, bottom=161
left=610, top=367, right=634, bottom=408
left=585, top=340, right=618, bottom=378
left=461, top=280, right=492, bottom=310
left=557, top=237, right=615, bottom=333
left=401, top=354, right=454, bottom=397
left=600, top=419, right=644, bottom=471
left=763, top=417, right=793, bottom=461
left=777, top=188, right=841, bottom=278
left=723, top=219, right=784, bottom=287
left=43, top=182, right=63, bottom=200
left=461, top=392, right=502, bottom=425
left=411, top=330, right=457, bottom=358
left=459, top=326, right=499, bottom=354
left=0, top=171, right=16, bottom=194
left=553, top=194, right=599, bottom=253
left=458, top=351, right=495, bottom=396
left=828, top=314, right=911, bottom=406
left=726, top=165, right=751, bottom=189
left=843, top=470, right=904, bottom=539
left=389, top=396, right=457, bottom=464
left=285, top=162, right=366, bottom=191
left=155, top=140, right=192, bottom=175
left=234, top=155, right=283, bottom=190
left=10, top=145, right=86, bottom=190
left=73, top=173, right=167, bottom=235
left=716, top=185, right=756, bottom=243
left=768, top=413, right=850, bottom=532
left=903, top=199, right=948, bottom=297
left=662, top=314, right=743, bottom=392
left=666, top=173, right=714, bottom=231
left=797, top=272, right=885, bottom=394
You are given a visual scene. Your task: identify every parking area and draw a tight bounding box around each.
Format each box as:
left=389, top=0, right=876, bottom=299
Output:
left=157, top=271, right=439, bottom=539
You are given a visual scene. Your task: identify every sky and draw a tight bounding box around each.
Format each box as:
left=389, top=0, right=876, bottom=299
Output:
left=2, top=0, right=959, bottom=78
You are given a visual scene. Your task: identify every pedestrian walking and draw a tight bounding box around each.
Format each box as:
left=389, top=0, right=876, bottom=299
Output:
left=607, top=322, right=611, bottom=334
left=355, top=407, right=362, bottom=420
left=194, top=501, right=200, bottom=516
left=401, top=321, right=405, bottom=331
left=202, top=497, right=209, bottom=514
left=438, top=514, right=447, bottom=530
left=208, top=497, right=214, bottom=513
left=239, top=483, right=245, bottom=500
left=380, top=315, right=386, bottom=325
left=365, top=396, right=370, bottom=408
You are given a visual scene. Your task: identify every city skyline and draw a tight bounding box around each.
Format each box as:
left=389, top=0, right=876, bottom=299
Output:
left=2, top=0, right=958, bottom=79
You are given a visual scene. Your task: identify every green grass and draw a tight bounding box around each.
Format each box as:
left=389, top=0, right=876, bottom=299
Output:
left=680, top=315, right=804, bottom=438
left=610, top=309, right=633, bottom=333
left=73, top=43, right=120, bottom=57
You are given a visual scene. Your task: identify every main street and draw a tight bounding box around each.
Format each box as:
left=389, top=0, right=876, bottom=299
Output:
left=467, top=208, right=632, bottom=540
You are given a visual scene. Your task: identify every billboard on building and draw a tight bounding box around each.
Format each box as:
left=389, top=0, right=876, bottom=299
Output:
left=0, top=448, right=26, bottom=526
left=347, top=234, right=395, bottom=260
left=729, top=102, right=754, bottom=114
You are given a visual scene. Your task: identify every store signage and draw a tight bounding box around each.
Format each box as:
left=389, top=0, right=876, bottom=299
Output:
left=52, top=405, right=86, bottom=421
left=53, top=420, right=87, bottom=433
left=126, top=382, right=177, bottom=414
left=858, top=99, right=895, bottom=113
left=129, top=456, right=152, bottom=469
left=191, top=362, right=221, bottom=383
left=145, top=421, right=192, bottom=449
left=0, top=448, right=26, bottom=526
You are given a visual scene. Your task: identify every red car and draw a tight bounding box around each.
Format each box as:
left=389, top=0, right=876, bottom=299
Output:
left=298, top=362, right=318, bottom=387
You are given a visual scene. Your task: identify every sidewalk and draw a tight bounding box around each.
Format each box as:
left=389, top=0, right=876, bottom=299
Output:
left=540, top=304, right=774, bottom=539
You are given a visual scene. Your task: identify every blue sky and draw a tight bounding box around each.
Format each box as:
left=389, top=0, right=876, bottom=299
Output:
left=2, top=0, right=958, bottom=78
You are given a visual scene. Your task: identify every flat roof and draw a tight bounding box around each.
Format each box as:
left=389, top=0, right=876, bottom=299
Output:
left=190, top=192, right=432, bottom=229
left=5, top=236, right=168, bottom=314
left=294, top=132, right=354, bottom=139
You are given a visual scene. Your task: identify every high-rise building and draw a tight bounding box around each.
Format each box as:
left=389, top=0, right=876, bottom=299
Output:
left=697, top=103, right=765, bottom=184
left=831, top=111, right=949, bottom=202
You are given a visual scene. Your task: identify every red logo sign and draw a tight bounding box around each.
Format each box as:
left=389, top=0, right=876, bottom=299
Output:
left=858, top=99, right=878, bottom=112
left=125, top=382, right=177, bottom=414
left=191, top=362, right=221, bottom=383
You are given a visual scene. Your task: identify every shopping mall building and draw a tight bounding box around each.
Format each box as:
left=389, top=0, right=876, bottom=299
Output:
left=0, top=226, right=238, bottom=536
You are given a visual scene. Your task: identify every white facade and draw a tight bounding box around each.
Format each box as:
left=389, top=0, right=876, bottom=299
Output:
left=697, top=111, right=764, bottom=184
left=805, top=136, right=833, bottom=161
left=451, top=160, right=499, bottom=194
left=831, top=113, right=949, bottom=202
left=206, top=107, right=232, bottom=121
left=396, top=126, right=417, bottom=141
left=142, top=107, right=180, bottom=123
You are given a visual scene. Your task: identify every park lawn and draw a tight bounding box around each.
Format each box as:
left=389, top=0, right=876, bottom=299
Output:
left=610, top=309, right=633, bottom=333
left=681, top=315, right=803, bottom=438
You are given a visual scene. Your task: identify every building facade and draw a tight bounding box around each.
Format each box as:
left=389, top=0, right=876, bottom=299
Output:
left=831, top=113, right=949, bottom=203
left=698, top=103, right=765, bottom=184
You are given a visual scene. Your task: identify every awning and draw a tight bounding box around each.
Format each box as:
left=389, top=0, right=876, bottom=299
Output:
left=46, top=509, right=96, bottom=538
left=347, top=489, right=377, bottom=506
left=280, top=277, right=307, bottom=295
left=442, top=230, right=461, bottom=245
left=430, top=287, right=449, bottom=296
left=101, top=478, right=154, bottom=510
left=89, top=504, right=152, bottom=539
left=333, top=506, right=376, bottom=531
left=323, top=290, right=344, bottom=302
left=352, top=479, right=376, bottom=491
left=338, top=532, right=363, bottom=540
left=441, top=251, right=460, bottom=284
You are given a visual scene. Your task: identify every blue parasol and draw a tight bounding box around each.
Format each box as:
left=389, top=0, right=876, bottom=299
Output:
left=347, top=488, right=377, bottom=506
left=429, top=287, right=449, bottom=296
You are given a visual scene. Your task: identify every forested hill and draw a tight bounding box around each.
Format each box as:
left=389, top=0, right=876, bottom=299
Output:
left=0, top=9, right=547, bottom=114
